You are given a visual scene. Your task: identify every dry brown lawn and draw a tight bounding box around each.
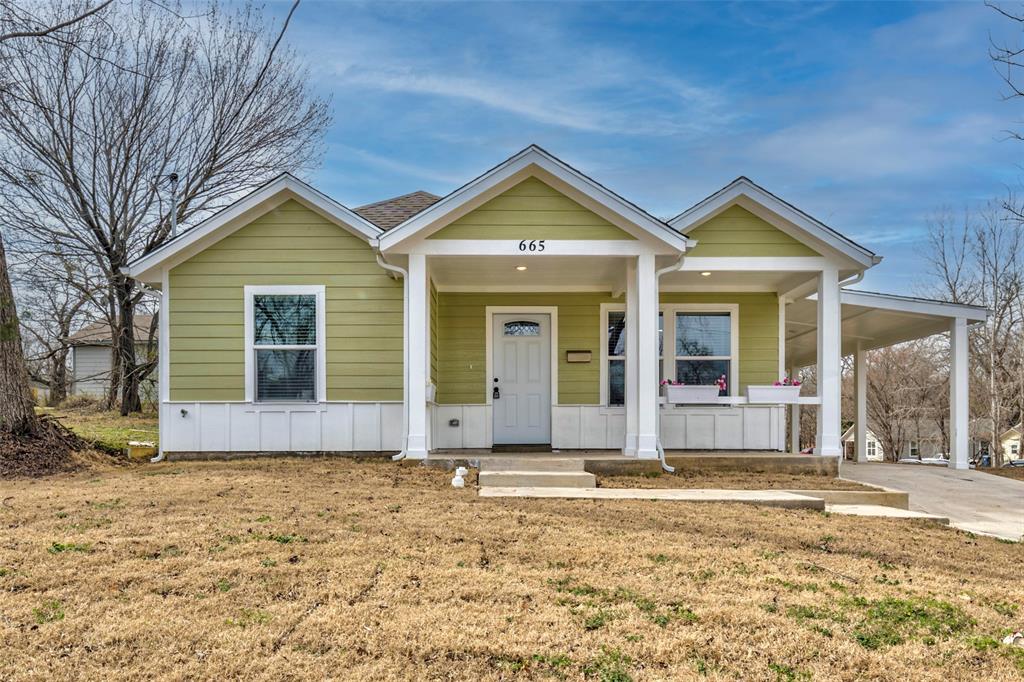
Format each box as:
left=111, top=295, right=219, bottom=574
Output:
left=597, top=470, right=872, bottom=491
left=987, top=467, right=1024, bottom=482
left=1, top=457, right=1022, bottom=681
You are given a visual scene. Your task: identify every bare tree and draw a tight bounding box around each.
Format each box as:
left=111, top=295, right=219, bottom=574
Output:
left=0, top=0, right=328, bottom=414
left=926, top=205, right=1023, bottom=466
left=0, top=0, right=118, bottom=437
left=15, top=256, right=100, bottom=405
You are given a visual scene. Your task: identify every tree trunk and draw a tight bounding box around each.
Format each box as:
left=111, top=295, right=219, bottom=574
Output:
left=114, top=275, right=141, bottom=416
left=0, top=231, right=39, bottom=436
left=47, top=349, right=68, bottom=406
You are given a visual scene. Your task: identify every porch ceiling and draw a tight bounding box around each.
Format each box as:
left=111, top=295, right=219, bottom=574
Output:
left=785, top=290, right=988, bottom=367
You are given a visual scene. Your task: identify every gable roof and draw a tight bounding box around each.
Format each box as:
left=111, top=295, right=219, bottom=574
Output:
left=355, top=190, right=441, bottom=230
left=378, top=145, right=692, bottom=252
left=125, top=174, right=382, bottom=284
left=68, top=316, right=156, bottom=345
left=669, top=176, right=880, bottom=268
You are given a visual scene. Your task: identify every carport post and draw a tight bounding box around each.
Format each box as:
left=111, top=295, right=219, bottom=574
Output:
left=949, top=317, right=969, bottom=470
left=623, top=258, right=638, bottom=457
left=814, top=268, right=842, bottom=456
left=789, top=365, right=800, bottom=453
left=854, top=343, right=868, bottom=463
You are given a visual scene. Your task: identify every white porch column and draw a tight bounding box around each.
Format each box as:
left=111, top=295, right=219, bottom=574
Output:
left=854, top=342, right=868, bottom=463
left=949, top=316, right=969, bottom=470
left=789, top=365, right=800, bottom=453
left=405, top=253, right=429, bottom=459
left=636, top=253, right=659, bottom=459
left=814, top=268, right=842, bottom=456
left=623, top=258, right=638, bottom=456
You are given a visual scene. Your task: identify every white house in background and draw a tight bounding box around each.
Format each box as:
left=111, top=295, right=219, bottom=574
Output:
left=123, top=145, right=990, bottom=467
left=841, top=425, right=884, bottom=461
left=67, top=316, right=158, bottom=402
left=999, top=424, right=1022, bottom=461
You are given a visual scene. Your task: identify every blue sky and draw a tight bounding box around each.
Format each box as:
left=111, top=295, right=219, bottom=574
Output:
left=269, top=1, right=1023, bottom=292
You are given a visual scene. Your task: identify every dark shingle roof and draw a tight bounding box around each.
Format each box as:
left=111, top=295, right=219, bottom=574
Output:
left=354, top=190, right=441, bottom=230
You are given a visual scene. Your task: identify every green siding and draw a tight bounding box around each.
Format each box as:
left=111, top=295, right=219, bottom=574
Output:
left=436, top=293, right=613, bottom=404
left=434, top=291, right=778, bottom=405
left=169, top=199, right=403, bottom=401
left=686, top=205, right=819, bottom=257
left=660, top=293, right=779, bottom=392
left=428, top=177, right=636, bottom=241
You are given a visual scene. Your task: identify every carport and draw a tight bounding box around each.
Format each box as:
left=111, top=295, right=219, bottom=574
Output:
left=784, top=290, right=989, bottom=469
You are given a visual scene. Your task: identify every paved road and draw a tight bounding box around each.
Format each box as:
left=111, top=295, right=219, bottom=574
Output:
left=840, top=462, right=1024, bottom=541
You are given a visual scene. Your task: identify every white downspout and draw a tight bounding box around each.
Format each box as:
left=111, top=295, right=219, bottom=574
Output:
left=375, top=249, right=410, bottom=461
left=653, top=254, right=687, bottom=473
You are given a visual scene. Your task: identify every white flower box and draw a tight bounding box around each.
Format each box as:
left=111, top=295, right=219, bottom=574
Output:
left=746, top=385, right=801, bottom=404
left=664, top=384, right=721, bottom=404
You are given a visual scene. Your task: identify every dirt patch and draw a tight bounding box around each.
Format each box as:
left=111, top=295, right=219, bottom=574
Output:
left=1, top=457, right=1021, bottom=681
left=598, top=470, right=875, bottom=491
left=0, top=416, right=102, bottom=478
left=985, top=467, right=1024, bottom=481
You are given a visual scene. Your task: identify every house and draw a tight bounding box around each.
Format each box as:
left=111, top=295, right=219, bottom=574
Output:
left=999, top=424, right=1022, bottom=461
left=67, top=317, right=158, bottom=402
left=841, top=422, right=949, bottom=462
left=840, top=425, right=884, bottom=461
left=125, top=145, right=988, bottom=467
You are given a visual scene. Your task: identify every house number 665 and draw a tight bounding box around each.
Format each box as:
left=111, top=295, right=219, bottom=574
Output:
left=518, top=239, right=546, bottom=252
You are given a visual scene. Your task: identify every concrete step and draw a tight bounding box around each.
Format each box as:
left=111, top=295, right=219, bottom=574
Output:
left=479, top=457, right=587, bottom=473
left=478, top=470, right=597, bottom=488
left=479, top=486, right=825, bottom=509
left=826, top=504, right=949, bottom=525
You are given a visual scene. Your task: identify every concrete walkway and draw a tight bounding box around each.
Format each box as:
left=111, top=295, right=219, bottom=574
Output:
left=840, top=462, right=1024, bottom=541
left=479, top=486, right=825, bottom=509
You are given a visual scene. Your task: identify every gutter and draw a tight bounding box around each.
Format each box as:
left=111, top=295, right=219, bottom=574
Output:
left=374, top=247, right=410, bottom=461
left=652, top=254, right=687, bottom=473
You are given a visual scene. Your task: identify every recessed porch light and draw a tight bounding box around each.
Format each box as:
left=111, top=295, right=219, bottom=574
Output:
left=700, top=271, right=711, bottom=277
left=516, top=265, right=528, bottom=271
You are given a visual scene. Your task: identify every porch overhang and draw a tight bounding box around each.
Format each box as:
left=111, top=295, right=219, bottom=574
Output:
left=785, top=290, right=989, bottom=368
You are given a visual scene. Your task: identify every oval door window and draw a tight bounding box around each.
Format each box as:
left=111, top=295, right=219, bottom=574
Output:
left=503, top=320, right=540, bottom=337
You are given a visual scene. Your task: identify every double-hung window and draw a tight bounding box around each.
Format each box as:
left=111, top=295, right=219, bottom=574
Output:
left=672, top=310, right=734, bottom=396
left=607, top=310, right=626, bottom=406
left=602, top=304, right=736, bottom=405
left=245, top=286, right=325, bottom=403
left=867, top=441, right=877, bottom=459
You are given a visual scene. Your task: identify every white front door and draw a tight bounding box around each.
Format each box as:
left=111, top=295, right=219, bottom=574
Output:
left=492, top=313, right=551, bottom=445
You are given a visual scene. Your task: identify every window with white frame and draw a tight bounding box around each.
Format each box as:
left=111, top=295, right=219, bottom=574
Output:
left=1011, top=442, right=1019, bottom=457
left=673, top=311, right=732, bottom=396
left=867, top=441, right=877, bottom=458
left=603, top=305, right=734, bottom=405
left=246, top=286, right=325, bottom=403
left=909, top=440, right=920, bottom=458
left=607, top=310, right=625, bottom=406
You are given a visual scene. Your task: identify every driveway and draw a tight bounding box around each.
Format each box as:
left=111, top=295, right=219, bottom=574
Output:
left=841, top=462, right=1024, bottom=541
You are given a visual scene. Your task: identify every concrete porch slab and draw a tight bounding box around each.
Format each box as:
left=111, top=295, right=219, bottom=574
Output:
left=478, top=486, right=825, bottom=510
left=826, top=504, right=949, bottom=525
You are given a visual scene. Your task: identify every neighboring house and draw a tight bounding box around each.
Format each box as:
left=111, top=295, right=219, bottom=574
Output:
left=68, top=317, right=158, bottom=402
left=125, top=145, right=988, bottom=467
left=1000, top=425, right=1022, bottom=461
left=841, top=425, right=884, bottom=461
left=29, top=379, right=50, bottom=406
left=841, top=422, right=948, bottom=462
